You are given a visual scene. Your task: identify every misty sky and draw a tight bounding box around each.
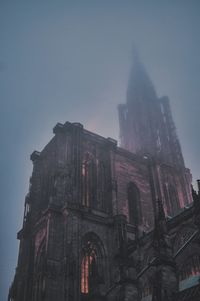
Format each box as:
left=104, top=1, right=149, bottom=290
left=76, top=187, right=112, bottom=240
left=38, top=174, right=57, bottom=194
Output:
left=0, top=1, right=200, bottom=299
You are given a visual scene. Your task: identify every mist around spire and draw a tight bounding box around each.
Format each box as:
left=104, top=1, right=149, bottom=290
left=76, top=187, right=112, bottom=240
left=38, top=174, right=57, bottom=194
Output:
left=127, top=48, right=157, bottom=103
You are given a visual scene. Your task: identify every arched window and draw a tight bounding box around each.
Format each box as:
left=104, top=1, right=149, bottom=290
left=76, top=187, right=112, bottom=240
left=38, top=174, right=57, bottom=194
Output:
left=127, top=182, right=141, bottom=225
left=81, top=233, right=105, bottom=295
left=82, top=155, right=97, bottom=208
left=81, top=245, right=97, bottom=294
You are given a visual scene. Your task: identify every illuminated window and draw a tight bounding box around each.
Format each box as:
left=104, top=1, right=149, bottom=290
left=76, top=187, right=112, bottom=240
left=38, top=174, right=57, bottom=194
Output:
left=81, top=249, right=97, bottom=294
left=81, top=234, right=105, bottom=295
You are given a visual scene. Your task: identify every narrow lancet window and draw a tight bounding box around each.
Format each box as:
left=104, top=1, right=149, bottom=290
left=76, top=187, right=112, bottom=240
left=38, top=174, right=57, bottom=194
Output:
left=98, top=162, right=106, bottom=210
left=127, top=182, right=141, bottom=225
left=81, top=249, right=97, bottom=294
left=81, top=234, right=105, bottom=296
left=82, top=155, right=97, bottom=208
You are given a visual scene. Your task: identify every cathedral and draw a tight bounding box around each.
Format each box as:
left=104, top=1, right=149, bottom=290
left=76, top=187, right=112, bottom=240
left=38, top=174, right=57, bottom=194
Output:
left=8, top=55, right=200, bottom=301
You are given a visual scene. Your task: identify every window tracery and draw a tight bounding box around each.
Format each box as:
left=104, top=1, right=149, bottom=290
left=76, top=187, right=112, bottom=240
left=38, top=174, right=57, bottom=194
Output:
left=81, top=233, right=105, bottom=295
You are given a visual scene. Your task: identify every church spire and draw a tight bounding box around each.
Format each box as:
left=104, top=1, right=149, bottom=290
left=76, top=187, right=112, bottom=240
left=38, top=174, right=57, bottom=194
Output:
left=126, top=49, right=157, bottom=104
left=118, top=51, right=192, bottom=216
left=118, top=50, right=160, bottom=155
left=118, top=50, right=186, bottom=166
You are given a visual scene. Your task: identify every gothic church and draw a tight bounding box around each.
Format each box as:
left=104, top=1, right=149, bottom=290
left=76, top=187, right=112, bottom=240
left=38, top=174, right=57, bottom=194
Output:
left=8, top=55, right=200, bottom=301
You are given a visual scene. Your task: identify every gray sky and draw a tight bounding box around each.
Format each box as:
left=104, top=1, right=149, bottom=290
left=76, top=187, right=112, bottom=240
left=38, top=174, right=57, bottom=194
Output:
left=0, top=1, right=200, bottom=299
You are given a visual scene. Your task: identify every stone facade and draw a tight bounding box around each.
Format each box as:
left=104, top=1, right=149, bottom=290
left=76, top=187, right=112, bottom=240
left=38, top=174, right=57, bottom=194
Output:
left=8, top=58, right=200, bottom=301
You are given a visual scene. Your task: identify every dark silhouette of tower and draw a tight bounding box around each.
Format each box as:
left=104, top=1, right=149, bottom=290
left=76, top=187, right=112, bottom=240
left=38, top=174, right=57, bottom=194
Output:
left=118, top=52, right=192, bottom=216
left=118, top=52, right=183, bottom=166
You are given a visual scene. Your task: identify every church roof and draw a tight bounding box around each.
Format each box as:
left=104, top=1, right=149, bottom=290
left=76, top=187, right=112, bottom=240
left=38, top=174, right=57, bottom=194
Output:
left=177, top=284, right=200, bottom=301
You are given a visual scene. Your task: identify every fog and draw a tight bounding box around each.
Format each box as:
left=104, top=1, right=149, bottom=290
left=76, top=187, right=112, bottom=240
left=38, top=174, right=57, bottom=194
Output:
left=0, top=1, right=200, bottom=299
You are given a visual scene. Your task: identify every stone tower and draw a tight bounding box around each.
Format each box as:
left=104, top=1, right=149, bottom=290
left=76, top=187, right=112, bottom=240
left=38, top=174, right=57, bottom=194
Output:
left=118, top=53, right=192, bottom=216
left=8, top=56, right=199, bottom=301
left=9, top=122, right=155, bottom=301
left=118, top=52, right=183, bottom=166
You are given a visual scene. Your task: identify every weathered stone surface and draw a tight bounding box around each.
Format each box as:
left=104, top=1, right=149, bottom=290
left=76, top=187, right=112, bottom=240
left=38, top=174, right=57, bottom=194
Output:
left=8, top=58, right=199, bottom=301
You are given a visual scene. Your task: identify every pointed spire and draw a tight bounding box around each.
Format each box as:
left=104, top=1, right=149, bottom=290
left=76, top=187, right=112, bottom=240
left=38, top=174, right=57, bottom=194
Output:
left=127, top=48, right=157, bottom=103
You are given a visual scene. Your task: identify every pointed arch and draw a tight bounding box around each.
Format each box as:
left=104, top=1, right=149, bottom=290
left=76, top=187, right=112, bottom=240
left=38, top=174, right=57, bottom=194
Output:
left=81, top=232, right=106, bottom=296
left=127, top=182, right=142, bottom=225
